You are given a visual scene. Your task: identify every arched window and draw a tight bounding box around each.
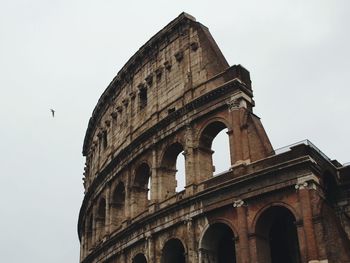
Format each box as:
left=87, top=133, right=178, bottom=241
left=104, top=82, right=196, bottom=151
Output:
left=175, top=151, right=185, bottom=192
left=96, top=198, right=106, bottom=240
left=198, top=121, right=230, bottom=180
left=160, top=142, right=185, bottom=199
left=200, top=223, right=236, bottom=263
left=255, top=206, right=301, bottom=263
left=132, top=163, right=151, bottom=216
left=110, top=182, right=125, bottom=231
left=132, top=253, right=147, bottom=263
left=161, top=238, right=186, bottom=263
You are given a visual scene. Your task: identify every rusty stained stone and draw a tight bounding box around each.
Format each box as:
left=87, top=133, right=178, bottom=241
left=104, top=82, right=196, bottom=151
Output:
left=78, top=13, right=350, bottom=263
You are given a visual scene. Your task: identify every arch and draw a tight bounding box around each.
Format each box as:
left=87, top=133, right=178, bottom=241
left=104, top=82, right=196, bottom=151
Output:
left=132, top=162, right=151, bottom=216
left=322, top=171, right=338, bottom=206
left=160, top=142, right=185, bottom=199
left=161, top=238, right=186, bottom=263
left=251, top=202, right=300, bottom=232
left=255, top=205, right=301, bottom=263
left=199, top=222, right=237, bottom=263
left=96, top=197, right=106, bottom=240
left=110, top=182, right=126, bottom=231
left=197, top=120, right=231, bottom=180
left=132, top=253, right=147, bottom=263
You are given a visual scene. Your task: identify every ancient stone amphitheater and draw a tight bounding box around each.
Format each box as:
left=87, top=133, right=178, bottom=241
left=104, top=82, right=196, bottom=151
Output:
left=78, top=13, right=350, bottom=263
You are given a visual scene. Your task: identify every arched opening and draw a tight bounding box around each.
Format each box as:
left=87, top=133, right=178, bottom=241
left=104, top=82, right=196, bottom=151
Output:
left=132, top=163, right=151, bottom=216
left=255, top=206, right=301, bottom=263
left=110, top=182, right=125, bottom=231
left=198, top=121, right=230, bottom=181
left=323, top=172, right=338, bottom=206
left=200, top=223, right=236, bottom=263
left=96, top=198, right=106, bottom=240
left=212, top=128, right=230, bottom=175
left=161, top=238, right=186, bottom=263
left=132, top=253, right=147, bottom=263
left=160, top=142, right=185, bottom=199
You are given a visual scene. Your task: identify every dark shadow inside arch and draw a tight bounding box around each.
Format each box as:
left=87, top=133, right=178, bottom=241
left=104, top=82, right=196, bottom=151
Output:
left=133, top=163, right=151, bottom=214
left=161, top=238, right=186, bottom=263
left=132, top=253, right=147, bottom=263
left=255, top=206, right=301, bottom=263
left=110, top=182, right=125, bottom=230
left=199, top=121, right=231, bottom=179
left=135, top=163, right=151, bottom=200
left=96, top=198, right=106, bottom=240
left=161, top=142, right=185, bottom=197
left=200, top=223, right=236, bottom=263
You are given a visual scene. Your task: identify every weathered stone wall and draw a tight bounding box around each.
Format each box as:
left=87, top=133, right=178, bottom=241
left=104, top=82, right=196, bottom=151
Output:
left=78, top=13, right=350, bottom=263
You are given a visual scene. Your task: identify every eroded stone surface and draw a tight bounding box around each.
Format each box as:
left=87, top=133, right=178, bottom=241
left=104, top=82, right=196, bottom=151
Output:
left=78, top=13, right=350, bottom=263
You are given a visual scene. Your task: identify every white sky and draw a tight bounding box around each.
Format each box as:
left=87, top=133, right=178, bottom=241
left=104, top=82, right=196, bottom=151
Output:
left=0, top=1, right=349, bottom=262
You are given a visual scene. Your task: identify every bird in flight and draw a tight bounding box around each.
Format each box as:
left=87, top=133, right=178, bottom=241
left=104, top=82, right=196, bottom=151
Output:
left=50, top=109, right=55, bottom=118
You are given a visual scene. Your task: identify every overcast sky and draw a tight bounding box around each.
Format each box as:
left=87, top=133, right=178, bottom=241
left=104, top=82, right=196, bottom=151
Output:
left=0, top=1, right=349, bottom=262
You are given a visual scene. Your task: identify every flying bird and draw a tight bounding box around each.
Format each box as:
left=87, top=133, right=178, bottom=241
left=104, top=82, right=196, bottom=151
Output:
left=50, top=109, right=55, bottom=118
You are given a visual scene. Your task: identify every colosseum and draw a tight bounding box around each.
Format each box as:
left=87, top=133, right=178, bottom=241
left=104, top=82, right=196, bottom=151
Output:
left=78, top=13, right=350, bottom=263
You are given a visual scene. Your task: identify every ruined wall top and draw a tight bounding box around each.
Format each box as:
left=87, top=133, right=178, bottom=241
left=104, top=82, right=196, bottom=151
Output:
left=82, top=12, right=238, bottom=156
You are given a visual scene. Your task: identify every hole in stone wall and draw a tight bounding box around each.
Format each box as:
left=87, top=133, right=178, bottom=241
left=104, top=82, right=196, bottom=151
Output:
left=212, top=128, right=230, bottom=175
left=161, top=238, right=186, bottom=263
left=176, top=151, right=185, bottom=192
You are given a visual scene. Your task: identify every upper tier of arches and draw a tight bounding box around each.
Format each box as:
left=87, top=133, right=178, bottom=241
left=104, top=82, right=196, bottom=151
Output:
left=81, top=12, right=253, bottom=191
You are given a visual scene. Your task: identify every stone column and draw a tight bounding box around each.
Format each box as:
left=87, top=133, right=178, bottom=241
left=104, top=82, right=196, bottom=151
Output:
left=105, top=185, right=111, bottom=235
left=295, top=180, right=319, bottom=262
left=92, top=207, right=97, bottom=246
left=121, top=250, right=127, bottom=263
left=146, top=234, right=154, bottom=262
left=124, top=169, right=131, bottom=220
left=151, top=147, right=158, bottom=202
left=184, top=124, right=196, bottom=187
left=80, top=233, right=85, bottom=260
left=186, top=217, right=197, bottom=262
left=226, top=129, right=235, bottom=166
left=234, top=199, right=250, bottom=263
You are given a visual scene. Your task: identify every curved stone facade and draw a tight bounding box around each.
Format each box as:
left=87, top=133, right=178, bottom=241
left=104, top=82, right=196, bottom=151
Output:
left=78, top=13, right=350, bottom=263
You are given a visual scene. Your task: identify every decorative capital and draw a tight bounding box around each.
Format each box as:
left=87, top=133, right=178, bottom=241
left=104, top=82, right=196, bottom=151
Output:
left=145, top=233, right=152, bottom=241
left=295, top=175, right=318, bottom=191
left=295, top=181, right=309, bottom=190
left=233, top=199, right=245, bottom=208
left=227, top=99, right=240, bottom=112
